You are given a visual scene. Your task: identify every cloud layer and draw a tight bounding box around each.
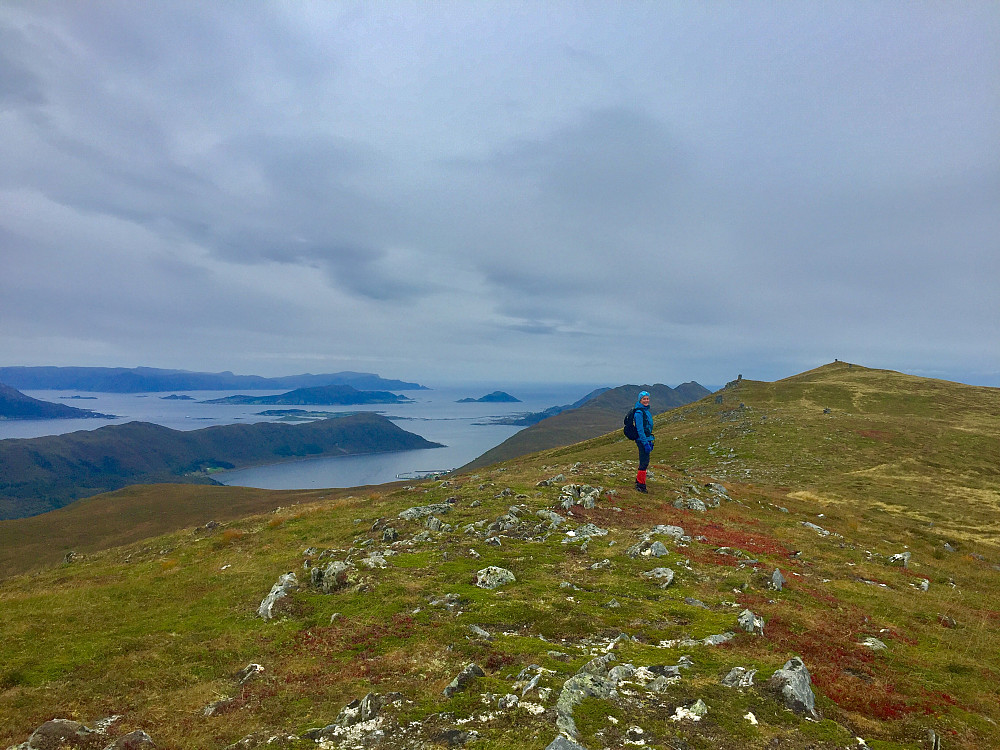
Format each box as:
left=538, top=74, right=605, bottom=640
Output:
left=2, top=2, right=998, bottom=387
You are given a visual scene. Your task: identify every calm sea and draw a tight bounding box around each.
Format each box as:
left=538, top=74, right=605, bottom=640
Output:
left=1, top=384, right=601, bottom=490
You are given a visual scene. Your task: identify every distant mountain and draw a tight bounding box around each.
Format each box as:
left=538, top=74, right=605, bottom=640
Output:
left=456, top=391, right=522, bottom=403
left=486, top=387, right=611, bottom=425
left=0, top=413, right=442, bottom=520
left=202, top=384, right=413, bottom=406
left=461, top=381, right=711, bottom=470
left=0, top=366, right=428, bottom=393
left=0, top=383, right=115, bottom=421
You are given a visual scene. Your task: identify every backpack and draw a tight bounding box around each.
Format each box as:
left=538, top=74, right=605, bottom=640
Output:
left=623, top=407, right=639, bottom=440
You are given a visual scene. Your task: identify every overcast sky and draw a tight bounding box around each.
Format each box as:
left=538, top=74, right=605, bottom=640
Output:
left=1, top=2, right=997, bottom=389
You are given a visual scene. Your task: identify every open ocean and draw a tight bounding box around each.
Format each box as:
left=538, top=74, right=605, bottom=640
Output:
left=1, top=383, right=603, bottom=490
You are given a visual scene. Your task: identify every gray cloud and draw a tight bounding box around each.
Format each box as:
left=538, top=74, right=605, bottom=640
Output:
left=0, top=2, right=997, bottom=387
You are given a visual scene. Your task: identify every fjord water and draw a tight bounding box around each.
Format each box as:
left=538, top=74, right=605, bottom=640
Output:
left=2, top=384, right=600, bottom=489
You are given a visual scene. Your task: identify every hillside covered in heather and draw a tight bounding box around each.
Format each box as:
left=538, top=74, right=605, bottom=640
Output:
left=1, top=362, right=998, bottom=750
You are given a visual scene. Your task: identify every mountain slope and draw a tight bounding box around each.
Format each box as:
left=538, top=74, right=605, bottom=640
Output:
left=0, top=366, right=427, bottom=392
left=0, top=382, right=112, bottom=420
left=0, top=362, right=998, bottom=749
left=0, top=414, right=442, bottom=520
left=462, top=381, right=710, bottom=470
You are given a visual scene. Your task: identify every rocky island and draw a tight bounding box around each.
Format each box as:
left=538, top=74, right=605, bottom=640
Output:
left=456, top=391, right=521, bottom=403
left=202, top=384, right=412, bottom=406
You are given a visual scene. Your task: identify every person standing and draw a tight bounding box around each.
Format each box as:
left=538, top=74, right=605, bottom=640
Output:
left=632, top=390, right=654, bottom=492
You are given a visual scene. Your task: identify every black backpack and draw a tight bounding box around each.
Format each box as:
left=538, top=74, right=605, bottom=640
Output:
left=623, top=407, right=639, bottom=440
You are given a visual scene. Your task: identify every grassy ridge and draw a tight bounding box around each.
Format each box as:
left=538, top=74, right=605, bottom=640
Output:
left=0, top=362, right=997, bottom=749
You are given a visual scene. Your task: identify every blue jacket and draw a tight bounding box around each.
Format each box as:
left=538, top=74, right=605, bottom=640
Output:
left=633, top=400, right=653, bottom=443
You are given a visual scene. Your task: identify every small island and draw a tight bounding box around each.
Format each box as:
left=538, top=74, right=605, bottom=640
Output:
left=457, top=391, right=522, bottom=403
left=202, top=384, right=412, bottom=406
left=161, top=394, right=195, bottom=400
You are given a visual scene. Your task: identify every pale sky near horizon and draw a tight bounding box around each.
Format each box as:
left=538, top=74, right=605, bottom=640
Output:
left=1, top=2, right=998, bottom=388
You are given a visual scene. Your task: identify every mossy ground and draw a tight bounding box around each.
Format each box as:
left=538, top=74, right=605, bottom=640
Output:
left=1, top=363, right=998, bottom=749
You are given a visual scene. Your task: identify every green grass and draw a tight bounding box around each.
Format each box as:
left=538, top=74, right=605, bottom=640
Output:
left=0, top=362, right=998, bottom=748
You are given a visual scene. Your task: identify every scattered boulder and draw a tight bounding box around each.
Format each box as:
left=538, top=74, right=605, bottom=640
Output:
left=765, top=657, right=821, bottom=719
left=8, top=719, right=104, bottom=750
left=888, top=551, right=912, bottom=568
left=315, top=561, right=353, bottom=593
left=398, top=503, right=452, bottom=521
left=673, top=497, right=708, bottom=512
left=860, top=637, right=887, bottom=650
left=443, top=663, right=485, bottom=697
left=537, top=474, right=566, bottom=487
left=258, top=572, right=297, bottom=619
left=474, top=566, right=516, bottom=589
left=544, top=737, right=587, bottom=750
left=738, top=608, right=765, bottom=635
left=802, top=521, right=830, bottom=536
left=721, top=666, right=757, bottom=688
left=235, top=663, right=264, bottom=685
left=336, top=692, right=387, bottom=727
left=382, top=527, right=399, bottom=543
left=769, top=568, right=786, bottom=591
left=641, top=567, right=675, bottom=588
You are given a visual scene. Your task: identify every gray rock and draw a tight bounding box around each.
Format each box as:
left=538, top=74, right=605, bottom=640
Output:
left=738, top=608, right=765, bottom=635
left=641, top=567, right=675, bottom=588
left=537, top=509, right=565, bottom=527
left=574, top=523, right=607, bottom=539
left=498, top=693, right=519, bottom=710
left=102, top=731, right=156, bottom=749
left=382, top=527, right=399, bottom=543
left=888, top=551, right=912, bottom=568
left=702, top=632, right=735, bottom=646
left=578, top=653, right=617, bottom=676
left=398, top=503, right=452, bottom=521
left=766, top=657, right=821, bottom=719
left=537, top=473, right=566, bottom=487
left=648, top=541, right=669, bottom=557
left=11, top=719, right=103, bottom=750
left=684, top=597, right=709, bottom=609
left=336, top=691, right=385, bottom=726
left=721, top=666, right=756, bottom=688
left=589, top=559, right=612, bottom=570
left=652, top=524, right=686, bottom=541
left=443, top=663, right=485, bottom=697
left=258, top=572, right=297, bottom=619
left=235, top=663, right=264, bottom=685
left=545, top=737, right=587, bottom=750
left=802, top=521, right=830, bottom=536
left=918, top=578, right=930, bottom=592
left=474, top=566, right=516, bottom=589
left=860, top=637, right=887, bottom=650
left=317, top=561, right=352, bottom=593
left=770, top=568, right=786, bottom=591
left=556, top=672, right=618, bottom=738
left=468, top=624, right=491, bottom=639
left=673, top=497, right=707, bottom=512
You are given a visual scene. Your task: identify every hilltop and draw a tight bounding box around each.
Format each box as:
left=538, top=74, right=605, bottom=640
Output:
left=0, top=413, right=441, bottom=520
left=463, top=381, right=710, bottom=470
left=203, top=384, right=413, bottom=406
left=0, top=362, right=998, bottom=749
left=0, top=383, right=114, bottom=421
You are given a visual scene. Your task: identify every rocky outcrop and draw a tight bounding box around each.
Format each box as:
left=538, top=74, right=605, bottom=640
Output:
left=258, top=572, right=297, bottom=619
left=766, top=657, right=821, bottom=719
left=443, top=663, right=485, bottom=698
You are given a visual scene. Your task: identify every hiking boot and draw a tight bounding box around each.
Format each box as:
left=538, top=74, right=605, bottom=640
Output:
left=635, top=481, right=647, bottom=493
